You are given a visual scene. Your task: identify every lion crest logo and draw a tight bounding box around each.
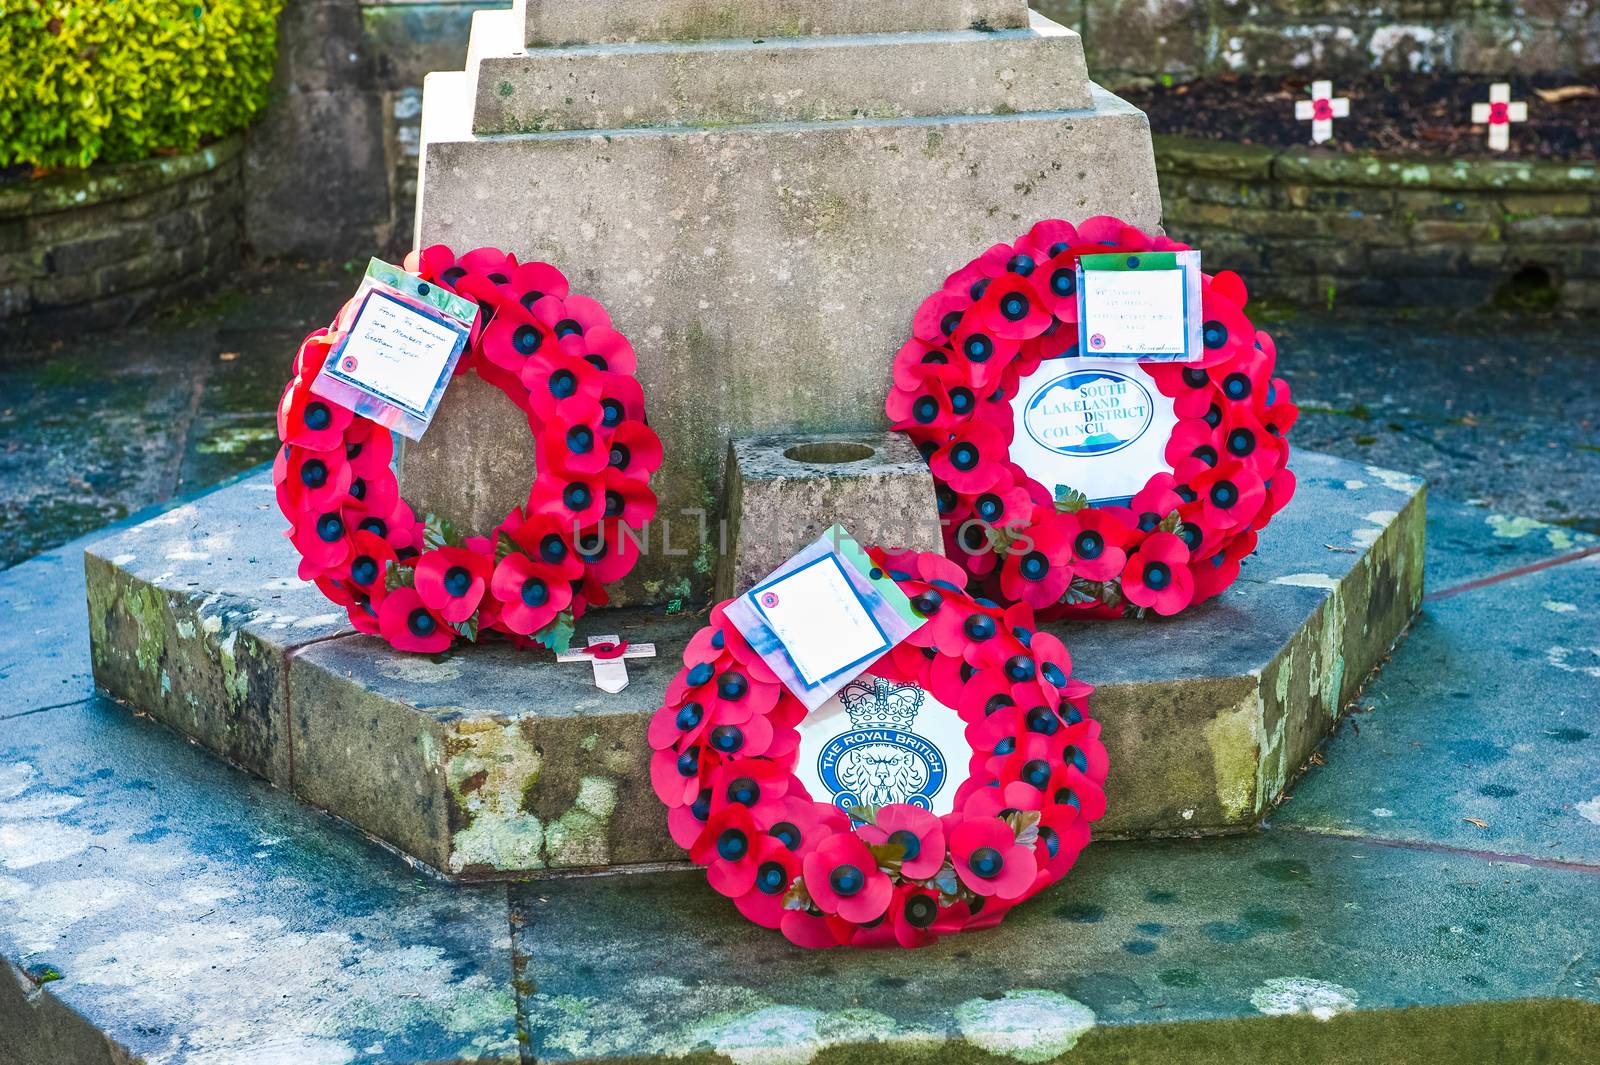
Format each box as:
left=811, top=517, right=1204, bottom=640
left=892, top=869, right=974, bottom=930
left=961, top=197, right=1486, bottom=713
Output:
left=815, top=677, right=948, bottom=815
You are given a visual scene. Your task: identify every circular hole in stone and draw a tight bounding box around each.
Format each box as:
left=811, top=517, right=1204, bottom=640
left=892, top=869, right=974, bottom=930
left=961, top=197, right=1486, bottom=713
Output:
left=783, top=441, right=875, bottom=465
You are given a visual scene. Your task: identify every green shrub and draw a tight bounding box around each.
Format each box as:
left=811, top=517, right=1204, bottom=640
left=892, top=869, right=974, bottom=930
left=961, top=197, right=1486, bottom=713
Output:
left=0, top=0, right=285, bottom=171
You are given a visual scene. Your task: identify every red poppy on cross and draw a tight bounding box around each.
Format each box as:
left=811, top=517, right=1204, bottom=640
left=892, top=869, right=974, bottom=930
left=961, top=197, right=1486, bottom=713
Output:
left=557, top=634, right=657, bottom=693
left=1471, top=83, right=1527, bottom=152
left=1295, top=80, right=1349, bottom=144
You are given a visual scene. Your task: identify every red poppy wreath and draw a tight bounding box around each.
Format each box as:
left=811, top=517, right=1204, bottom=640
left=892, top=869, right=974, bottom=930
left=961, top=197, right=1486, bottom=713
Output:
left=274, top=246, right=663, bottom=653
left=650, top=548, right=1108, bottom=949
left=886, top=216, right=1298, bottom=619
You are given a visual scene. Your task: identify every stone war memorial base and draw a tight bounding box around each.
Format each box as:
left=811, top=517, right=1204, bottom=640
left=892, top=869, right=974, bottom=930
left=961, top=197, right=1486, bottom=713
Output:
left=78, top=450, right=1421, bottom=879
left=4, top=480, right=1598, bottom=1061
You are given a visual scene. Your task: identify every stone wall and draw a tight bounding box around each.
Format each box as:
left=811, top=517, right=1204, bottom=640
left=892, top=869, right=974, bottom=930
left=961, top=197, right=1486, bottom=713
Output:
left=1036, top=0, right=1599, bottom=86
left=0, top=137, right=244, bottom=341
left=244, top=0, right=494, bottom=260
left=1157, top=134, right=1600, bottom=309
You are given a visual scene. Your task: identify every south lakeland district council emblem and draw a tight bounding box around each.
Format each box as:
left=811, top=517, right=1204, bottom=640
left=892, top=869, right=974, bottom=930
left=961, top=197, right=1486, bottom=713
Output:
left=807, top=676, right=959, bottom=817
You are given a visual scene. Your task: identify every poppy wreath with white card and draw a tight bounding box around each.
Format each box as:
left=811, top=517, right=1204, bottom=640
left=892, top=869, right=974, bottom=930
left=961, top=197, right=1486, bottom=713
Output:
left=886, top=217, right=1298, bottom=618
left=274, top=245, right=663, bottom=653
left=649, top=548, right=1108, bottom=950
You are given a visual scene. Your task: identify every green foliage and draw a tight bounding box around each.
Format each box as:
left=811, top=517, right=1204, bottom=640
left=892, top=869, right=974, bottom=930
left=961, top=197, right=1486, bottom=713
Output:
left=0, top=0, right=285, bottom=170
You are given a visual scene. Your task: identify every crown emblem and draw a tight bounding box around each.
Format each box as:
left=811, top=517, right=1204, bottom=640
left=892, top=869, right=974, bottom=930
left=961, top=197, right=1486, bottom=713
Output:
left=837, top=677, right=924, bottom=731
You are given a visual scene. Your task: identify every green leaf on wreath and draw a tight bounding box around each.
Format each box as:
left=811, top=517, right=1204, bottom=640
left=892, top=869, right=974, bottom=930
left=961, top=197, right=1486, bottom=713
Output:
left=495, top=530, right=524, bottom=563
left=452, top=612, right=480, bottom=643
left=1005, top=809, right=1042, bottom=848
left=781, top=877, right=813, bottom=912
left=1054, top=484, right=1089, bottom=513
left=985, top=524, right=1020, bottom=556
left=531, top=609, right=576, bottom=655
left=383, top=559, right=414, bottom=592
left=1099, top=580, right=1125, bottom=612
left=422, top=512, right=462, bottom=552
left=1157, top=508, right=1182, bottom=534
left=868, top=842, right=907, bottom=877
left=926, top=861, right=960, bottom=899
left=847, top=804, right=880, bottom=826
left=1064, top=577, right=1101, bottom=607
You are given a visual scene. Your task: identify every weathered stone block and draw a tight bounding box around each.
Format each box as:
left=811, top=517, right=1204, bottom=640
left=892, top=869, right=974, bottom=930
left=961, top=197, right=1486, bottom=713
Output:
left=84, top=480, right=351, bottom=787
left=412, top=74, right=1162, bottom=606
left=1408, top=219, right=1500, bottom=243
left=715, top=431, right=944, bottom=600
left=84, top=450, right=1426, bottom=877
left=470, top=8, right=1092, bottom=134
left=524, top=0, right=1030, bottom=46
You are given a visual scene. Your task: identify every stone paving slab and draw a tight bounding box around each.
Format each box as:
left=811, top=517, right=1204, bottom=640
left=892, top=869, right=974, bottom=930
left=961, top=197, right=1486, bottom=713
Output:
left=0, top=699, right=521, bottom=1065
left=1278, top=553, right=1600, bottom=866
left=84, top=450, right=1425, bottom=879
left=511, top=830, right=1599, bottom=1062
left=471, top=9, right=1092, bottom=134
left=523, top=0, right=1030, bottom=46
left=84, top=477, right=352, bottom=787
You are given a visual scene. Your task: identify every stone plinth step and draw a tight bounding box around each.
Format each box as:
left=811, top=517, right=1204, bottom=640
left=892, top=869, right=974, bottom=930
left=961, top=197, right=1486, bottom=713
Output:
left=411, top=71, right=1162, bottom=607
left=523, top=0, right=1030, bottom=46
left=84, top=450, right=1425, bottom=880
left=469, top=8, right=1091, bottom=134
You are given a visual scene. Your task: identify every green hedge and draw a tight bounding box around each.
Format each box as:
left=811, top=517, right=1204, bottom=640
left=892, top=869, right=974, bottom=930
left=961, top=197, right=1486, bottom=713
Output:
left=0, top=0, right=285, bottom=171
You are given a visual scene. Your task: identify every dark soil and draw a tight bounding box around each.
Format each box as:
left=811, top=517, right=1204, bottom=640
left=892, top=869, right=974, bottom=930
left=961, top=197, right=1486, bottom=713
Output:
left=1122, top=71, right=1600, bottom=160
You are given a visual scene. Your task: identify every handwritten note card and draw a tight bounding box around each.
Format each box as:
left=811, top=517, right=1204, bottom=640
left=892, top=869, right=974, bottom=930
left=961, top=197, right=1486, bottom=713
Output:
left=331, top=290, right=465, bottom=415
left=752, top=555, right=889, bottom=687
left=1077, top=250, right=1202, bottom=363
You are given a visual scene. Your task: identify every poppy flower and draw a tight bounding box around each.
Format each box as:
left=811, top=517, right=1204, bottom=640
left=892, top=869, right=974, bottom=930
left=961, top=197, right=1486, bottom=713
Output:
left=1254, top=468, right=1297, bottom=531
left=998, top=507, right=1076, bottom=608
left=598, top=468, right=657, bottom=528
left=911, top=288, right=974, bottom=344
left=733, top=836, right=802, bottom=928
left=340, top=528, right=397, bottom=604
left=886, top=373, right=966, bottom=436
left=856, top=804, right=946, bottom=879
left=521, top=348, right=607, bottom=422
left=947, top=816, right=1037, bottom=900
left=1031, top=803, right=1093, bottom=888
left=1219, top=406, right=1287, bottom=478
left=414, top=545, right=492, bottom=624
left=949, top=320, right=1021, bottom=392
left=929, top=422, right=1005, bottom=495
left=652, top=745, right=719, bottom=809
left=603, top=420, right=664, bottom=484
left=574, top=519, right=643, bottom=585
left=970, top=273, right=1052, bottom=342
left=1146, top=359, right=1221, bottom=420
left=1025, top=218, right=1081, bottom=260
left=1192, top=528, right=1257, bottom=603
left=507, top=259, right=570, bottom=312
left=1164, top=417, right=1223, bottom=471
left=1130, top=473, right=1184, bottom=533
left=489, top=552, right=575, bottom=634
left=278, top=385, right=352, bottom=451
left=342, top=422, right=395, bottom=481
left=690, top=802, right=763, bottom=897
left=1121, top=533, right=1195, bottom=616
left=529, top=465, right=607, bottom=527
left=481, top=306, right=556, bottom=378
left=944, top=242, right=1017, bottom=298
left=289, top=506, right=353, bottom=577
left=499, top=511, right=585, bottom=577
left=757, top=795, right=851, bottom=855
left=538, top=396, right=610, bottom=476
left=780, top=907, right=845, bottom=950
left=801, top=832, right=892, bottom=925
left=891, top=337, right=956, bottom=392
left=377, top=586, right=452, bottom=653
left=1067, top=508, right=1132, bottom=583
left=282, top=444, right=353, bottom=514
left=580, top=323, right=638, bottom=376
left=888, top=884, right=947, bottom=948
left=1190, top=461, right=1266, bottom=532
left=707, top=756, right=790, bottom=814
left=342, top=465, right=400, bottom=525
left=1192, top=275, right=1255, bottom=369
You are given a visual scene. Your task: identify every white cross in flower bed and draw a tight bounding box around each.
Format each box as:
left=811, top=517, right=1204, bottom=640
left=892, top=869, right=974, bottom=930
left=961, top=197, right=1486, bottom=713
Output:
left=557, top=634, right=657, bottom=693
left=1295, top=80, right=1349, bottom=144
left=1471, top=83, right=1527, bottom=152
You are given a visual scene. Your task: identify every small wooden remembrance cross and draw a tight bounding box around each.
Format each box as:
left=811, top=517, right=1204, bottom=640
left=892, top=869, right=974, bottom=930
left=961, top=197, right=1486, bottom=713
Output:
left=1295, top=80, right=1349, bottom=144
left=557, top=634, right=657, bottom=694
left=1471, top=83, right=1527, bottom=152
